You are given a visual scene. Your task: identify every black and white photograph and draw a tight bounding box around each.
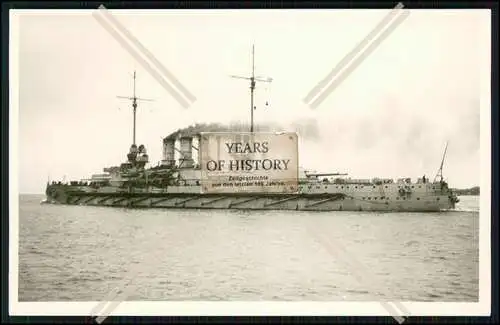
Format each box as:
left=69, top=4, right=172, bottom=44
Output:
left=9, top=6, right=491, bottom=320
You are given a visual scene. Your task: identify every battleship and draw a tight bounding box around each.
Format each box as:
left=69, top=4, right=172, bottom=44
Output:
left=43, top=49, right=459, bottom=212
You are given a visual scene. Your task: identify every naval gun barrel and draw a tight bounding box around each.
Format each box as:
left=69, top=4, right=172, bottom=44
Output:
left=306, top=172, right=348, bottom=177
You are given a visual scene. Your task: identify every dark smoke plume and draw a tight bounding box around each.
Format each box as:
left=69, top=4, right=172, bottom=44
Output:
left=164, top=118, right=320, bottom=140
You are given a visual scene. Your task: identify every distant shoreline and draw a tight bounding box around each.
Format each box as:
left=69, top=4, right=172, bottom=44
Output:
left=452, top=186, right=480, bottom=196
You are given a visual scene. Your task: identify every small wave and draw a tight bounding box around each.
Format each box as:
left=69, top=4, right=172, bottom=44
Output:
left=28, top=248, right=47, bottom=256
left=346, top=289, right=371, bottom=294
left=104, top=275, right=123, bottom=281
left=158, top=280, right=172, bottom=285
left=432, top=256, right=447, bottom=260
left=462, top=292, right=479, bottom=299
left=425, top=293, right=442, bottom=298
left=241, top=287, right=261, bottom=294
left=404, top=240, right=420, bottom=247
left=68, top=276, right=102, bottom=283
left=324, top=284, right=339, bottom=289
left=454, top=234, right=472, bottom=240
left=196, top=294, right=225, bottom=301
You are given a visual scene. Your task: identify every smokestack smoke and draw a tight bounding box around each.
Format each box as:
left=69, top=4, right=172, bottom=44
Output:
left=164, top=118, right=321, bottom=141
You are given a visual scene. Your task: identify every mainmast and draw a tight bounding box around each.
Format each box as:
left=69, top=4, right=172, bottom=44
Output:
left=230, top=44, right=273, bottom=133
left=434, top=141, right=449, bottom=183
left=117, top=71, right=154, bottom=145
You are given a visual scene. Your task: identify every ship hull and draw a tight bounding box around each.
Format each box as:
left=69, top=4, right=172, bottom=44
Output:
left=44, top=186, right=456, bottom=212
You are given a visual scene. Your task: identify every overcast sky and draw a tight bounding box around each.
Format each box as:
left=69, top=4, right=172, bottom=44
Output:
left=15, top=9, right=489, bottom=193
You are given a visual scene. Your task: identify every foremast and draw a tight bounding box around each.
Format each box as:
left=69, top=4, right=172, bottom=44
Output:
left=117, top=71, right=154, bottom=170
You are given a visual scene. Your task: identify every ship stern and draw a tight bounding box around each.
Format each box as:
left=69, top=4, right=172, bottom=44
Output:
left=444, top=185, right=460, bottom=210
left=435, top=181, right=460, bottom=211
left=448, top=191, right=460, bottom=209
